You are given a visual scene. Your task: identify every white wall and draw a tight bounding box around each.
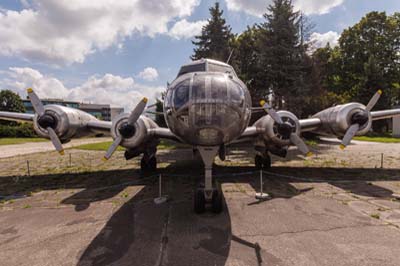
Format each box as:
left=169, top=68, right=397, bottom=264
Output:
left=393, top=115, right=400, bottom=138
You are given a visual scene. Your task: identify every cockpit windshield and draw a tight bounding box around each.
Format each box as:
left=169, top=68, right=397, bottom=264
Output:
left=173, top=78, right=190, bottom=109
left=208, top=63, right=236, bottom=77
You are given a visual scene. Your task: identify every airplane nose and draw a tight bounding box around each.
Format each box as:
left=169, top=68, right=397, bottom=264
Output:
left=196, top=128, right=224, bottom=145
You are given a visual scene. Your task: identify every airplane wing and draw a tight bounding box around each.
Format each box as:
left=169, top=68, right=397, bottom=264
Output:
left=299, top=108, right=400, bottom=132
left=237, top=91, right=400, bottom=155
left=0, top=111, right=35, bottom=123
left=0, top=110, right=113, bottom=134
left=371, top=109, right=400, bottom=120
left=0, top=89, right=181, bottom=161
left=148, top=127, right=181, bottom=142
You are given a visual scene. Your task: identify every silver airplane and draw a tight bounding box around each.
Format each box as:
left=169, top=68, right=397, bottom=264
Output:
left=1, top=58, right=400, bottom=214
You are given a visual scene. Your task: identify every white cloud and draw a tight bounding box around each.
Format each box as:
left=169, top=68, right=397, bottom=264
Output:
left=295, top=0, right=344, bottom=15
left=225, top=0, right=270, bottom=17
left=0, top=67, right=164, bottom=111
left=138, top=67, right=159, bottom=82
left=0, top=0, right=200, bottom=65
left=168, top=19, right=207, bottom=40
left=309, top=31, right=339, bottom=49
left=225, top=0, right=344, bottom=16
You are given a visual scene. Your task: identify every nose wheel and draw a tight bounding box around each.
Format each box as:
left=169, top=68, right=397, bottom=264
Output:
left=194, top=146, right=223, bottom=214
left=194, top=187, right=223, bottom=214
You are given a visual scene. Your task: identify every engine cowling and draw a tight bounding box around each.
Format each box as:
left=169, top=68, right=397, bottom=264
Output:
left=110, top=113, right=157, bottom=149
left=255, top=111, right=301, bottom=147
left=33, top=105, right=97, bottom=141
left=312, top=103, right=372, bottom=137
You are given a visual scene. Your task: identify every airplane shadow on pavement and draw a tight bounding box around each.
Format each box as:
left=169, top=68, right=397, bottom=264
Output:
left=1, top=153, right=400, bottom=266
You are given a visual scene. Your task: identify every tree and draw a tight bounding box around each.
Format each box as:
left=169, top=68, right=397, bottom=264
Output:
left=155, top=98, right=167, bottom=128
left=302, top=45, right=349, bottom=117
left=335, top=12, right=400, bottom=109
left=191, top=2, right=234, bottom=61
left=0, top=90, right=26, bottom=126
left=0, top=90, right=25, bottom=113
left=232, top=26, right=264, bottom=105
left=327, top=11, right=400, bottom=131
left=257, top=0, right=311, bottom=116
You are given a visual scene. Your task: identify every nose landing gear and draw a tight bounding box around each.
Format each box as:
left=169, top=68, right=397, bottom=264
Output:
left=194, top=186, right=223, bottom=214
left=194, top=146, right=223, bottom=214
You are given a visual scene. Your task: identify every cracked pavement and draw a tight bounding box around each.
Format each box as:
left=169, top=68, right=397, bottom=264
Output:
left=0, top=141, right=400, bottom=265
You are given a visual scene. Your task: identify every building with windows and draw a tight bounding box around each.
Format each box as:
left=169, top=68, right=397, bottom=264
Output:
left=22, top=98, right=124, bottom=121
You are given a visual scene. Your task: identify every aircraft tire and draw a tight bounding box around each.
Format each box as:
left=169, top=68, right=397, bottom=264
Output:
left=140, top=157, right=148, bottom=172
left=140, top=156, right=157, bottom=172
left=211, top=189, right=223, bottom=213
left=194, top=189, right=206, bottom=214
left=149, top=156, right=157, bottom=171
left=262, top=155, right=271, bottom=169
left=255, top=155, right=263, bottom=169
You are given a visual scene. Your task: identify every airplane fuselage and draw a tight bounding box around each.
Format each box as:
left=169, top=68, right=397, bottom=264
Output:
left=163, top=59, right=252, bottom=146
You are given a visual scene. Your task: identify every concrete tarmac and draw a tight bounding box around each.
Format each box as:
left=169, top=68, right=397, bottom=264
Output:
left=1, top=162, right=400, bottom=266
left=0, top=137, right=111, bottom=158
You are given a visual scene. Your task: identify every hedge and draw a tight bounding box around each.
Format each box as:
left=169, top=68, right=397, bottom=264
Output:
left=0, top=123, right=37, bottom=137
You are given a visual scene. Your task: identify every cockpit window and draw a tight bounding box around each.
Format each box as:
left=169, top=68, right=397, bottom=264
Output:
left=208, top=63, right=236, bottom=76
left=230, top=82, right=245, bottom=107
left=173, top=79, right=190, bottom=110
left=211, top=75, right=228, bottom=100
left=177, top=63, right=206, bottom=77
left=192, top=74, right=206, bottom=100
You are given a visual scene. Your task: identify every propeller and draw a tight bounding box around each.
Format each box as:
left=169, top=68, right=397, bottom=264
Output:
left=103, top=97, right=148, bottom=161
left=260, top=100, right=313, bottom=157
left=27, top=88, right=65, bottom=155
left=340, top=90, right=382, bottom=150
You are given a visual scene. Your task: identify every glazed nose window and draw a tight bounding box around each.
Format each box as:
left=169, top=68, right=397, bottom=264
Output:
left=211, top=75, right=228, bottom=100
left=173, top=79, right=190, bottom=110
left=192, top=74, right=206, bottom=100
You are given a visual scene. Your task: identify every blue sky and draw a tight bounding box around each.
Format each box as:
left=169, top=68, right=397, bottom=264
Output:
left=0, top=0, right=399, bottom=111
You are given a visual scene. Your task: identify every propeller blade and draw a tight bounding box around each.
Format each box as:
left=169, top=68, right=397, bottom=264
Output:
left=27, top=88, right=45, bottom=116
left=290, top=133, right=313, bottom=157
left=47, top=127, right=64, bottom=155
left=340, top=124, right=360, bottom=150
left=103, top=136, right=122, bottom=161
left=365, top=90, right=382, bottom=111
left=260, top=100, right=283, bottom=124
left=127, top=97, right=148, bottom=125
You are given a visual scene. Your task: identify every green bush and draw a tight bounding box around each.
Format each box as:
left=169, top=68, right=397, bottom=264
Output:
left=0, top=123, right=37, bottom=137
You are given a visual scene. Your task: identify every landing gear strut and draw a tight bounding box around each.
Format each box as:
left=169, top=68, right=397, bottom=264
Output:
left=255, top=154, right=271, bottom=169
left=141, top=153, right=157, bottom=172
left=194, top=146, right=223, bottom=214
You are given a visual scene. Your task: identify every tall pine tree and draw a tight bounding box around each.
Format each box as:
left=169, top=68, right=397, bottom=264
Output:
left=191, top=2, right=234, bottom=61
left=257, top=0, right=310, bottom=116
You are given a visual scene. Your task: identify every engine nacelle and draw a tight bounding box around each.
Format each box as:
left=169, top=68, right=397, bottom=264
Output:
left=110, top=113, right=158, bottom=149
left=254, top=111, right=301, bottom=147
left=312, top=103, right=372, bottom=137
left=33, top=105, right=97, bottom=141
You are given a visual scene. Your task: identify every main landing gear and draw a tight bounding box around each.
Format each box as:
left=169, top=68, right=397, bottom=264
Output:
left=141, top=153, right=157, bottom=172
left=255, top=153, right=271, bottom=169
left=194, top=146, right=223, bottom=214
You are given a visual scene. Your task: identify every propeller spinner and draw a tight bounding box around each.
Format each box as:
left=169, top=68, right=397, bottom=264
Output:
left=340, top=90, right=382, bottom=150
left=103, top=97, right=148, bottom=161
left=260, top=100, right=313, bottom=157
left=27, top=88, right=65, bottom=155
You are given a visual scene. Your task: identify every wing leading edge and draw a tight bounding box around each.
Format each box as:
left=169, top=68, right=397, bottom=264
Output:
left=0, top=111, right=35, bottom=123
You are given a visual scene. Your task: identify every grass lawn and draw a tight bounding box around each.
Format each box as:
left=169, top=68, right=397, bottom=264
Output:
left=73, top=139, right=183, bottom=151
left=353, top=136, right=400, bottom=143
left=0, top=137, right=48, bottom=145
left=73, top=141, right=125, bottom=151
